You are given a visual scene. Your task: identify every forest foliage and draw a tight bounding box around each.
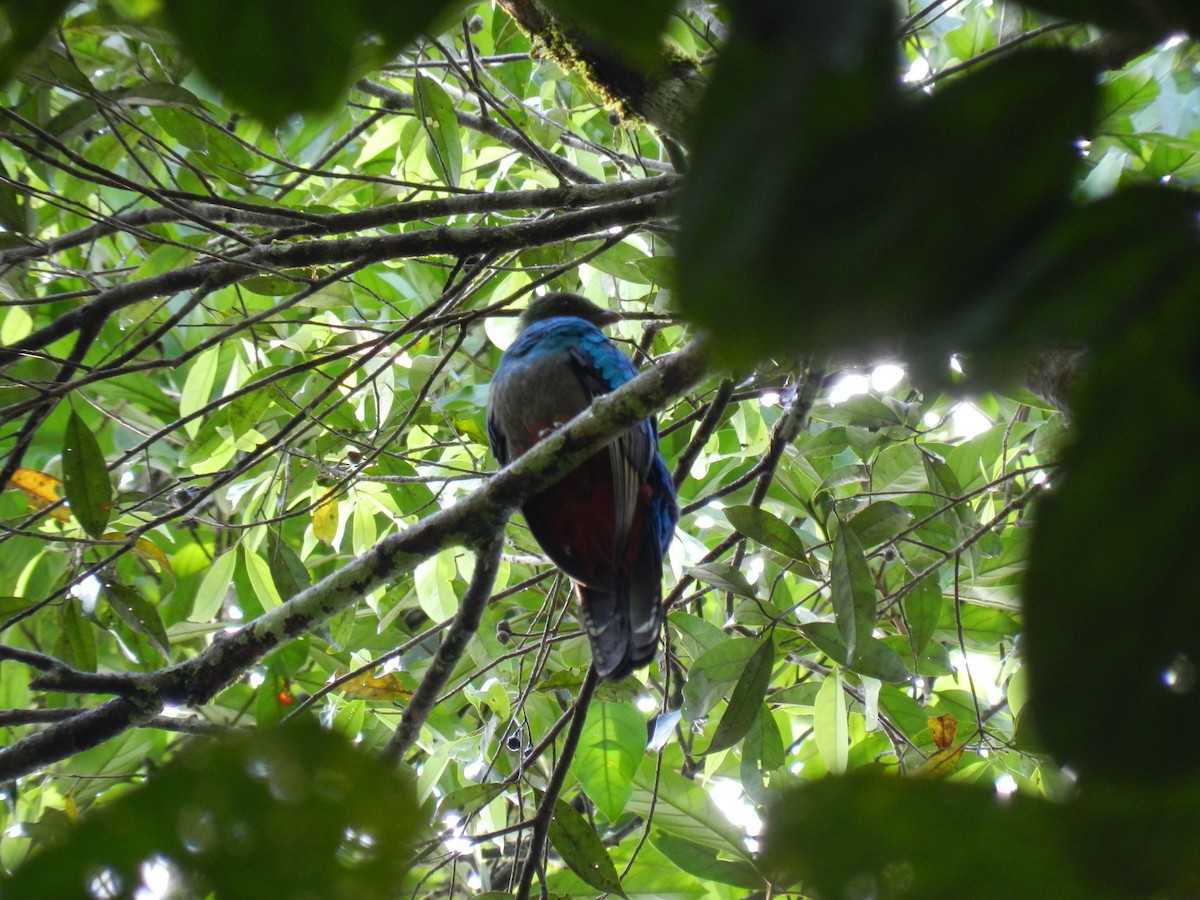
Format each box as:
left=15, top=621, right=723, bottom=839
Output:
left=1, top=0, right=1200, bottom=897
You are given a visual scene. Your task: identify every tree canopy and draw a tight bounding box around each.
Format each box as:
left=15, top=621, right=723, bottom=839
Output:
left=2, top=1, right=1200, bottom=897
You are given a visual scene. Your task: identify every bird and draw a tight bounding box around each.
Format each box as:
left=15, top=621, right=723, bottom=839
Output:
left=486, top=292, right=678, bottom=680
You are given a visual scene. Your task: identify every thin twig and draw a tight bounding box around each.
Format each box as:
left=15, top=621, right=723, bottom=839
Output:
left=514, top=666, right=600, bottom=899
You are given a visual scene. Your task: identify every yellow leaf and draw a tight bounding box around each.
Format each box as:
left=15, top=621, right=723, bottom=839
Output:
left=916, top=743, right=966, bottom=778
left=928, top=713, right=958, bottom=750
left=7, top=467, right=72, bottom=522
left=313, top=495, right=338, bottom=545
left=339, top=671, right=412, bottom=703
left=102, top=532, right=173, bottom=574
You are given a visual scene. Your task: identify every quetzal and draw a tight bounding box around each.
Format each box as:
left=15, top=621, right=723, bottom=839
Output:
left=487, top=292, right=678, bottom=680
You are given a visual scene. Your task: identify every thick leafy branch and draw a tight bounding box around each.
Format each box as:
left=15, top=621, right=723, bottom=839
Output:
left=0, top=337, right=711, bottom=781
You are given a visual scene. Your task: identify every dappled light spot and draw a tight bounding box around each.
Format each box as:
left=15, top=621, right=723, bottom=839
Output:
left=335, top=827, right=379, bottom=869
left=176, top=806, right=217, bottom=855
left=1162, top=654, right=1196, bottom=695
left=994, top=774, right=1018, bottom=798
left=829, top=374, right=870, bottom=404
left=86, top=866, right=122, bottom=899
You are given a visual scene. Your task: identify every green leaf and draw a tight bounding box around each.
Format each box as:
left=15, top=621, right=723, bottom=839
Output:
left=103, top=579, right=170, bottom=660
left=243, top=545, right=283, bottom=610
left=266, top=531, right=311, bottom=600
left=849, top=637, right=909, bottom=684
left=724, top=505, right=809, bottom=560
left=414, top=72, right=462, bottom=188
left=684, top=562, right=757, bottom=599
left=61, top=410, right=112, bottom=538
left=651, top=831, right=764, bottom=890
left=902, top=574, right=943, bottom=658
left=59, top=598, right=97, bottom=673
left=415, top=549, right=459, bottom=621
left=830, top=523, right=875, bottom=660
left=845, top=500, right=913, bottom=549
left=668, top=611, right=729, bottom=659
left=741, top=705, right=786, bottom=807
left=191, top=550, right=236, bottom=622
left=571, top=701, right=643, bottom=821
left=1096, top=70, right=1159, bottom=133
left=1005, top=188, right=1200, bottom=356
left=4, top=720, right=424, bottom=897
left=814, top=667, right=848, bottom=774
left=681, top=638, right=762, bottom=721
left=814, top=395, right=903, bottom=429
left=703, top=635, right=775, bottom=754
left=547, top=798, right=625, bottom=897
left=799, top=621, right=849, bottom=667
left=437, top=782, right=508, bottom=819
left=922, top=452, right=973, bottom=543
left=628, top=765, right=751, bottom=859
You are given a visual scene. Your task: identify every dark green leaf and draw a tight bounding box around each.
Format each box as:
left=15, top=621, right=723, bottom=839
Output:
left=762, top=773, right=1200, bottom=899
left=266, top=531, right=311, bottom=600
left=5, top=720, right=424, bottom=897
left=849, top=637, right=909, bottom=683
left=1016, top=0, right=1199, bottom=36
left=1025, top=286, right=1200, bottom=781
left=103, top=580, right=170, bottom=660
left=1006, top=187, right=1200, bottom=355
left=704, top=635, right=775, bottom=753
left=685, top=561, right=757, bottom=599
left=62, top=410, right=112, bottom=538
left=830, top=524, right=876, bottom=659
left=547, top=798, right=625, bottom=897
left=0, top=0, right=72, bottom=83
left=724, top=505, right=809, bottom=560
left=846, top=500, right=914, bottom=549
left=799, top=621, right=849, bottom=667
left=161, top=0, right=362, bottom=123
left=680, top=46, right=1099, bottom=367
left=0, top=161, right=26, bottom=233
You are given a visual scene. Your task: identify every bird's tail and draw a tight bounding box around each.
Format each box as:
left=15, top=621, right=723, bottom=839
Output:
left=577, top=548, right=664, bottom=680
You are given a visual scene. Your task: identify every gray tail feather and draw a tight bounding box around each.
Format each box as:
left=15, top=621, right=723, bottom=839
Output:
left=578, top=550, right=664, bottom=680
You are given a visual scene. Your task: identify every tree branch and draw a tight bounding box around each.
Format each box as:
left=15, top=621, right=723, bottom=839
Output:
left=0, top=191, right=670, bottom=368
left=381, top=535, right=505, bottom=764
left=0, top=338, right=713, bottom=781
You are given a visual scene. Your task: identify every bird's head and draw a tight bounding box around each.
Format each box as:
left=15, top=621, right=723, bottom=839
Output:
left=518, top=292, right=620, bottom=331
